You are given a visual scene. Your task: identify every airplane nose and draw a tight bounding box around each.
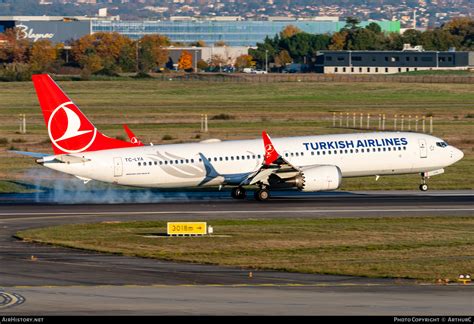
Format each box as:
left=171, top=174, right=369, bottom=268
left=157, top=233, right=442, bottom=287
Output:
left=452, top=147, right=464, bottom=162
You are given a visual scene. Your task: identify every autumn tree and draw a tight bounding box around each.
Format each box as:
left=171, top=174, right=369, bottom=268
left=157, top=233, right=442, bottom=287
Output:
left=71, top=32, right=135, bottom=74
left=29, top=40, right=57, bottom=72
left=138, top=34, right=170, bottom=72
left=280, top=25, right=302, bottom=39
left=328, top=31, right=347, bottom=50
left=234, top=54, right=255, bottom=70
left=0, top=27, right=30, bottom=63
left=196, top=59, right=209, bottom=71
left=178, top=50, right=193, bottom=71
left=214, top=40, right=227, bottom=47
left=442, top=17, right=474, bottom=49
left=191, top=40, right=207, bottom=47
left=274, top=50, right=292, bottom=70
left=209, top=54, right=227, bottom=71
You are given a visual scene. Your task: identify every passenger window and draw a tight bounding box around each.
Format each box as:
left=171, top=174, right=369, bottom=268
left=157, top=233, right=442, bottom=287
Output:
left=350, top=149, right=353, bottom=153
left=149, top=162, right=152, bottom=166
left=191, top=159, right=194, bottom=163
left=154, top=161, right=157, bottom=165
left=225, top=157, right=229, bottom=161
left=323, top=151, right=326, bottom=155
left=138, top=162, right=141, bottom=166
left=355, top=149, right=358, bottom=153
left=317, top=151, right=320, bottom=155
left=159, top=161, right=163, bottom=165
left=311, top=152, right=314, bottom=156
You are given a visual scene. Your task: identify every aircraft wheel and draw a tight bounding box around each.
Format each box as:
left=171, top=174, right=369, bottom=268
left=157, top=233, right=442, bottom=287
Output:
left=254, top=189, right=270, bottom=201
left=419, top=184, right=428, bottom=191
left=231, top=187, right=246, bottom=199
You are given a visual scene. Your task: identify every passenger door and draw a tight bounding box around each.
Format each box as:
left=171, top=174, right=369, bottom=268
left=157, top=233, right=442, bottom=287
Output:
left=419, top=139, right=427, bottom=158
left=114, top=157, right=123, bottom=177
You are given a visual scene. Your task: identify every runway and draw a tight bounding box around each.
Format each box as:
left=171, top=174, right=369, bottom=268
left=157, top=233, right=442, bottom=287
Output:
left=0, top=190, right=473, bottom=315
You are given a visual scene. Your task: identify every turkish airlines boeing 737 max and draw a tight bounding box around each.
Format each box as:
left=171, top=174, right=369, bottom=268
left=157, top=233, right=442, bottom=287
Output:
left=12, top=74, right=464, bottom=201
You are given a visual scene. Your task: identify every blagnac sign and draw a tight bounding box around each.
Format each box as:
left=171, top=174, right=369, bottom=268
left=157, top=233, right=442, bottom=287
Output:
left=17, top=24, right=54, bottom=42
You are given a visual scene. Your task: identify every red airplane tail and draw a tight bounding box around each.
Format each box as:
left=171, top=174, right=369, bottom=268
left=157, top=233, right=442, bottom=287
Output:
left=32, top=74, right=137, bottom=155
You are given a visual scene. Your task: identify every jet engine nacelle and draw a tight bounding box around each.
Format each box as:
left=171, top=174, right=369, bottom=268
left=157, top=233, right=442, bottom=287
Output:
left=295, top=165, right=342, bottom=192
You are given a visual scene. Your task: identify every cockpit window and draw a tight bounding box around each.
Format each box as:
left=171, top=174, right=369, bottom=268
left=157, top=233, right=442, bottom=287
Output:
left=436, top=142, right=448, bottom=148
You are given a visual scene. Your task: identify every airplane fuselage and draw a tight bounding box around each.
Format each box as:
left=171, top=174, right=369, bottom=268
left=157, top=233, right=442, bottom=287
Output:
left=41, top=131, right=464, bottom=189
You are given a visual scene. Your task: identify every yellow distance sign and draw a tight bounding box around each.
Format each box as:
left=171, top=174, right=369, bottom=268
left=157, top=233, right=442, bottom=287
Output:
left=167, top=222, right=207, bottom=236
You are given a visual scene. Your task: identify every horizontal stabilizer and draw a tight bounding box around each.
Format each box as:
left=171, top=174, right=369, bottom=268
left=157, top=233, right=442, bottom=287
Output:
left=8, top=150, right=50, bottom=158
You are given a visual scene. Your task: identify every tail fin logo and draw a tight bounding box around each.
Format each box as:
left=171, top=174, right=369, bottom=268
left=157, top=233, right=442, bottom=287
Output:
left=48, top=101, right=97, bottom=154
left=265, top=144, right=274, bottom=159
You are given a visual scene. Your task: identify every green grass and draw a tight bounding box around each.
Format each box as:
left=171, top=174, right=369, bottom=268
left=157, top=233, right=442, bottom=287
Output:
left=0, top=80, right=472, bottom=191
left=16, top=217, right=474, bottom=281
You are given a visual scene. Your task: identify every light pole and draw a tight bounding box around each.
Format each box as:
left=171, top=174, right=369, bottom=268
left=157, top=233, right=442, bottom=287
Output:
left=135, top=40, right=139, bottom=73
left=265, top=49, right=268, bottom=72
left=194, top=49, right=198, bottom=72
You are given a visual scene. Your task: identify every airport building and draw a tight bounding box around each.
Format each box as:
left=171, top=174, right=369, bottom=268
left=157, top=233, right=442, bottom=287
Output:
left=317, top=48, right=473, bottom=74
left=166, top=46, right=253, bottom=69
left=0, top=15, right=400, bottom=46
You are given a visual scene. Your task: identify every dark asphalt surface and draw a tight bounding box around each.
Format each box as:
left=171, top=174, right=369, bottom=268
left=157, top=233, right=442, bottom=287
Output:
left=0, top=190, right=472, bottom=315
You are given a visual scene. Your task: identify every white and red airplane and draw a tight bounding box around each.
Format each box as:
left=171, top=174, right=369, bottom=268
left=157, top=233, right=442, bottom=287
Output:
left=12, top=74, right=464, bottom=201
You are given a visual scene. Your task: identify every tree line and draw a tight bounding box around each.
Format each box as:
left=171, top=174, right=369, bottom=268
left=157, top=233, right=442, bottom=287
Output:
left=0, top=16, right=472, bottom=80
left=250, top=17, right=473, bottom=71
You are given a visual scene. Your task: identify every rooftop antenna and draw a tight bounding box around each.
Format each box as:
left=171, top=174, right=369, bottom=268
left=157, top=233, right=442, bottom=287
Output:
left=413, top=9, right=416, bottom=29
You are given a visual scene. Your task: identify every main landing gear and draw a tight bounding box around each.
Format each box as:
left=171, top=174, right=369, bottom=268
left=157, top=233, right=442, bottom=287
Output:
left=254, top=187, right=270, bottom=201
left=419, top=173, right=429, bottom=191
left=231, top=186, right=271, bottom=201
left=231, top=186, right=246, bottom=199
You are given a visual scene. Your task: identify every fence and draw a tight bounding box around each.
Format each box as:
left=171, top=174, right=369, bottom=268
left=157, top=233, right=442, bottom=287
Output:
left=332, top=112, right=434, bottom=133
left=153, top=73, right=474, bottom=84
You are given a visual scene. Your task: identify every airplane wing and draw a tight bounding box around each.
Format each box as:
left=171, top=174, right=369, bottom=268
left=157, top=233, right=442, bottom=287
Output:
left=123, top=124, right=144, bottom=146
left=240, top=131, right=300, bottom=186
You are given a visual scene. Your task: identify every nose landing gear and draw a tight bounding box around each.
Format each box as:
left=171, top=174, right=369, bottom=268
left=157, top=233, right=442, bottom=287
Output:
left=419, top=173, right=429, bottom=191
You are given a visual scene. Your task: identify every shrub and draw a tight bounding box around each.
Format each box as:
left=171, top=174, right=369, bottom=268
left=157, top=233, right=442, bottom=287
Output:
left=0, top=63, right=32, bottom=82
left=211, top=113, right=235, bottom=120
left=11, top=138, right=27, bottom=143
left=0, top=138, right=8, bottom=145
left=162, top=135, right=174, bottom=140
left=133, top=71, right=152, bottom=79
